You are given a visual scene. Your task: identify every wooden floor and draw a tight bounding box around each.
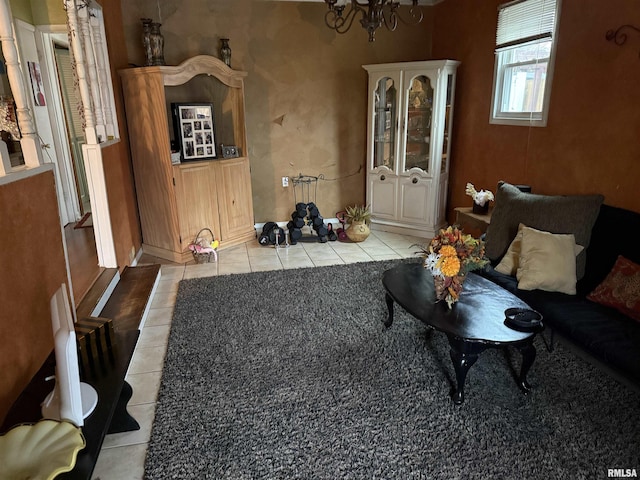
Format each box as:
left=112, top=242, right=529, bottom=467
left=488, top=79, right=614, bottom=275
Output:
left=65, top=222, right=103, bottom=306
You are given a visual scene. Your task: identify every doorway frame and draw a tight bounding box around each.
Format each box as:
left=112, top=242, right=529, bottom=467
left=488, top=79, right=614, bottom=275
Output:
left=35, top=26, right=83, bottom=225
left=0, top=0, right=118, bottom=269
left=36, top=22, right=118, bottom=269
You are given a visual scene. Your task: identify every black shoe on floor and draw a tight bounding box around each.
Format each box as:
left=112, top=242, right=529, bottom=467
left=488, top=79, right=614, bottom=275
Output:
left=327, top=223, right=338, bottom=241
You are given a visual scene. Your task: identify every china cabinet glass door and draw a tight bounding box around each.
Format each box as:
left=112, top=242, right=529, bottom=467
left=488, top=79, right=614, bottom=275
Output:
left=404, top=75, right=433, bottom=173
left=373, top=77, right=396, bottom=170
left=441, top=74, right=454, bottom=173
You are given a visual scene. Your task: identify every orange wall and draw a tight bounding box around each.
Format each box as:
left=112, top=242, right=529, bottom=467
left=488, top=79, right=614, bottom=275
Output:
left=100, top=0, right=143, bottom=268
left=432, top=0, right=640, bottom=217
left=0, top=169, right=67, bottom=423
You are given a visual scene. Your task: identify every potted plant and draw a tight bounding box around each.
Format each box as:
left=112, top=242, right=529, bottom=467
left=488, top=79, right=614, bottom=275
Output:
left=465, top=183, right=494, bottom=215
left=345, top=204, right=371, bottom=242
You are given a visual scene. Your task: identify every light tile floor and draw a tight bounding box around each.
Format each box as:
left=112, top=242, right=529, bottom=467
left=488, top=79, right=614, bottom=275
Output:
left=91, top=230, right=424, bottom=479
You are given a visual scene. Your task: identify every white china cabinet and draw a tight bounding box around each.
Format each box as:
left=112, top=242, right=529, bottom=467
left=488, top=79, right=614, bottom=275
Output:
left=363, top=60, right=459, bottom=238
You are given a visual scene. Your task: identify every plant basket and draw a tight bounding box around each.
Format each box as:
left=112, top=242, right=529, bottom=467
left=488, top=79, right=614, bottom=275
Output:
left=472, top=201, right=489, bottom=215
left=188, top=228, right=218, bottom=264
left=346, top=220, right=370, bottom=242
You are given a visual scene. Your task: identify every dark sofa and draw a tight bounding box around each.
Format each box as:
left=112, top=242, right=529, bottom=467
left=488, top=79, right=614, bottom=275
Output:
left=479, top=185, right=640, bottom=390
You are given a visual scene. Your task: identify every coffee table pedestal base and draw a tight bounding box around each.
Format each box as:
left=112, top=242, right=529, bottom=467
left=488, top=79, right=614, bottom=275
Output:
left=447, top=336, right=536, bottom=404
left=384, top=293, right=395, bottom=328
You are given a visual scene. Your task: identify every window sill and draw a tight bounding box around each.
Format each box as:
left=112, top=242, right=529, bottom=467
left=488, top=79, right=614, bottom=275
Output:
left=490, top=116, right=548, bottom=127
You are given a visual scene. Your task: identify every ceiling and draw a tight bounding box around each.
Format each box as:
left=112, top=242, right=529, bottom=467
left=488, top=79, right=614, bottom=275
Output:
left=275, top=0, right=445, bottom=5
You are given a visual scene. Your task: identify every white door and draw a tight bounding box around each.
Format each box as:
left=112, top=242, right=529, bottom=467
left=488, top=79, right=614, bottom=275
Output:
left=53, top=43, right=90, bottom=216
left=37, top=29, right=87, bottom=223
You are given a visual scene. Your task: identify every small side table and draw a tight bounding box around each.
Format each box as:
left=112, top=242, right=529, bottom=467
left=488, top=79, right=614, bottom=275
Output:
left=454, top=207, right=492, bottom=237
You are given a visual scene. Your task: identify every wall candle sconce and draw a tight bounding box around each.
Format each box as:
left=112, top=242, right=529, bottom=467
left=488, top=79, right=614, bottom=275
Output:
left=606, top=24, right=640, bottom=58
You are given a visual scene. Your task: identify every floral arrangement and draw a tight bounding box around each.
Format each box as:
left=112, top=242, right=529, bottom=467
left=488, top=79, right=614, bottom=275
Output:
left=465, top=183, right=494, bottom=207
left=416, top=225, right=489, bottom=308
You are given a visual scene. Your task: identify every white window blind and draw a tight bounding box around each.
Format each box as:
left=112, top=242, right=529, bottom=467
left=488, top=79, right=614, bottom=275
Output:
left=496, top=0, right=557, bottom=50
left=55, top=46, right=84, bottom=139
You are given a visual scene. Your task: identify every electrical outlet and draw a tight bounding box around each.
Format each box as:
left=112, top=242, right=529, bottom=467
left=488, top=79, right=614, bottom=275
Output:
left=282, top=176, right=289, bottom=187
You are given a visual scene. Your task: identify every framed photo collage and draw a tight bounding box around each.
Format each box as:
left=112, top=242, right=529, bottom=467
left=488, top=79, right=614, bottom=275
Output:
left=172, top=103, right=216, bottom=162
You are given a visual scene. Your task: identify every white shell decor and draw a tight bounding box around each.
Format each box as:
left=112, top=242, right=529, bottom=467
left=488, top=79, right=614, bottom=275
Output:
left=0, top=419, right=85, bottom=479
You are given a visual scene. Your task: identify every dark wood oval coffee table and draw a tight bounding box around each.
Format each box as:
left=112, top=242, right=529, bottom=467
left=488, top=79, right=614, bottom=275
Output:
left=383, top=263, right=541, bottom=404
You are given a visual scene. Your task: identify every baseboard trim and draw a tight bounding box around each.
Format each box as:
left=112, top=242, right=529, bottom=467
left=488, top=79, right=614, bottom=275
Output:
left=370, top=221, right=437, bottom=239
left=137, top=268, right=162, bottom=332
left=130, top=247, right=144, bottom=267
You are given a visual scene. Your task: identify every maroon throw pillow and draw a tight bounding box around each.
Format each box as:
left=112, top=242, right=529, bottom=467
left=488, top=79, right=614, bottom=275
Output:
left=587, top=255, right=640, bottom=321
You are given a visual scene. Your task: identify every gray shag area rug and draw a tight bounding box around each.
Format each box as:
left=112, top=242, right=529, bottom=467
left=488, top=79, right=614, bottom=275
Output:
left=145, top=260, right=640, bottom=479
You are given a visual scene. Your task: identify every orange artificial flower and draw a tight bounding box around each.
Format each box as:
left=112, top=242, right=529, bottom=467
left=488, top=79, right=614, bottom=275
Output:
left=439, top=245, right=457, bottom=258
left=438, top=255, right=461, bottom=277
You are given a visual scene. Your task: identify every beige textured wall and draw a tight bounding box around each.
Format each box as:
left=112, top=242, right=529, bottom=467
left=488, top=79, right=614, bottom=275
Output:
left=121, top=0, right=433, bottom=222
left=9, top=0, right=65, bottom=25
left=8, top=0, right=32, bottom=24
left=30, top=0, right=67, bottom=26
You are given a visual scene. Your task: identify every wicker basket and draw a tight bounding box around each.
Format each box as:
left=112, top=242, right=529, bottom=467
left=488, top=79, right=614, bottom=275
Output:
left=345, top=221, right=370, bottom=242
left=188, top=228, right=218, bottom=264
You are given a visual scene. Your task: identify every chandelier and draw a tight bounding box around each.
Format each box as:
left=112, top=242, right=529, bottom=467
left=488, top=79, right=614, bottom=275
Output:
left=324, top=0, right=424, bottom=42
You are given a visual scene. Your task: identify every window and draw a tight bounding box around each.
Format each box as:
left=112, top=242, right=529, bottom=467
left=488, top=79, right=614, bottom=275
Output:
left=490, top=0, right=560, bottom=126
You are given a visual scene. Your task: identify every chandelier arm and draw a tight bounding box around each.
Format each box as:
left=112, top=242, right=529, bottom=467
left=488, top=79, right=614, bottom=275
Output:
left=325, top=1, right=361, bottom=35
left=383, top=5, right=399, bottom=32
left=395, top=1, right=424, bottom=26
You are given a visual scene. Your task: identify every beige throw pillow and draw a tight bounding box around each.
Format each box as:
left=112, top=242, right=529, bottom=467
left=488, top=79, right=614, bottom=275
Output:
left=495, top=223, right=525, bottom=275
left=497, top=224, right=584, bottom=278
left=516, top=226, right=581, bottom=295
